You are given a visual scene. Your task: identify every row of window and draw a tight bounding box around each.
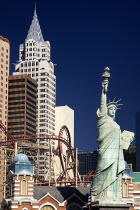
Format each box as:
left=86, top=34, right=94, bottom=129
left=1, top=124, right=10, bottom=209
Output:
left=9, top=78, right=25, bottom=83
left=8, top=121, right=24, bottom=126
left=27, top=85, right=37, bottom=94
left=26, top=102, right=36, bottom=111
left=26, top=115, right=36, bottom=124
left=1, top=47, right=8, bottom=53
left=8, top=116, right=24, bottom=120
left=27, top=91, right=36, bottom=99
left=9, top=127, right=24, bottom=130
left=8, top=96, right=25, bottom=101
left=9, top=84, right=25, bottom=89
left=26, top=53, right=40, bottom=57
left=8, top=111, right=24, bottom=115
left=1, top=64, right=9, bottom=70
left=26, top=111, right=36, bottom=119
left=8, top=106, right=24, bottom=110
left=9, top=90, right=25, bottom=95
left=26, top=121, right=36, bottom=129
left=27, top=79, right=36, bottom=88
left=27, top=96, right=36, bottom=105
left=8, top=101, right=25, bottom=106
left=26, top=126, right=36, bottom=134
left=26, top=105, right=36, bottom=115
left=39, top=94, right=55, bottom=103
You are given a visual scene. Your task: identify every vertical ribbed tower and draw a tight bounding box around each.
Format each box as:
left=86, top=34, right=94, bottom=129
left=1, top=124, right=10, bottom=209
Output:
left=13, top=7, right=56, bottom=179
left=0, top=36, right=10, bottom=202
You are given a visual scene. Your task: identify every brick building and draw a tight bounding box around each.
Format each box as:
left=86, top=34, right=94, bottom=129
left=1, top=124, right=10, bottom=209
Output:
left=2, top=151, right=90, bottom=210
left=2, top=151, right=140, bottom=210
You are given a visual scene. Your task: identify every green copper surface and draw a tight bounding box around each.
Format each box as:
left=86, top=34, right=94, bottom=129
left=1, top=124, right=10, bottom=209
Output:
left=91, top=68, right=133, bottom=204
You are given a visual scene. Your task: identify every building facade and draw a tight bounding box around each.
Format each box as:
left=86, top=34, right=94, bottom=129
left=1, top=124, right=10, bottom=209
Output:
left=55, top=106, right=74, bottom=147
left=0, top=36, right=10, bottom=201
left=13, top=8, right=56, bottom=178
left=3, top=154, right=140, bottom=210
left=8, top=74, right=37, bottom=139
left=54, top=106, right=74, bottom=179
left=2, top=151, right=89, bottom=210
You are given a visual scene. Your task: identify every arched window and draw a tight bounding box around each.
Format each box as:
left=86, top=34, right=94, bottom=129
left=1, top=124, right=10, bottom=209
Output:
left=40, top=205, right=55, bottom=210
left=22, top=208, right=28, bottom=210
left=67, top=203, right=82, bottom=210
left=21, top=179, right=27, bottom=195
left=123, top=182, right=128, bottom=197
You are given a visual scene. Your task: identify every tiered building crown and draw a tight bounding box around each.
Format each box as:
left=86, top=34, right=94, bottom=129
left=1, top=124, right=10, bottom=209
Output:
left=26, top=7, right=44, bottom=43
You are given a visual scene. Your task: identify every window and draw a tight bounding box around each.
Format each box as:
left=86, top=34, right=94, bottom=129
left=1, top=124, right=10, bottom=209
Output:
left=27, top=91, right=36, bottom=99
left=8, top=111, right=24, bottom=115
left=21, top=179, right=27, bottom=195
left=8, top=121, right=24, bottom=126
left=27, top=85, right=36, bottom=93
left=9, top=90, right=25, bottom=95
left=9, top=106, right=25, bottom=110
left=8, top=127, right=24, bottom=131
left=9, top=84, right=25, bottom=89
left=9, top=79, right=25, bottom=83
left=8, top=101, right=24, bottom=105
left=40, top=205, right=55, bottom=210
left=123, top=182, right=128, bottom=197
left=10, top=132, right=24, bottom=135
left=27, top=79, right=36, bottom=88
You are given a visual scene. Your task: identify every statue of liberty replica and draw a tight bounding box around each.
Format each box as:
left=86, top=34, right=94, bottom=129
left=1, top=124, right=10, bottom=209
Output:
left=90, top=67, right=134, bottom=209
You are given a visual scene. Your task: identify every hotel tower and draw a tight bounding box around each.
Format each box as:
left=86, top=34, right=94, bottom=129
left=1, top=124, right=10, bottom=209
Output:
left=0, top=36, right=10, bottom=201
left=13, top=8, right=56, bottom=179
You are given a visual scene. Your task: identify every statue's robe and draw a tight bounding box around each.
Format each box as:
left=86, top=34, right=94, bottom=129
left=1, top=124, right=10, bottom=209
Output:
left=91, top=109, right=125, bottom=202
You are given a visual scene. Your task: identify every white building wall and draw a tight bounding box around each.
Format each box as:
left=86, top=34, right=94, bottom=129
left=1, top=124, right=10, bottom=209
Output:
left=54, top=106, right=74, bottom=180
left=55, top=105, right=74, bottom=147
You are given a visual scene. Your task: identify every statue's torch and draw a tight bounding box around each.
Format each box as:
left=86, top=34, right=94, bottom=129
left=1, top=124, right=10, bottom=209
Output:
left=102, top=67, right=110, bottom=92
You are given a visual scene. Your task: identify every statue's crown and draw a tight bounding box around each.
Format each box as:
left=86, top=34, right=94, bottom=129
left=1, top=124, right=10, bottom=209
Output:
left=107, top=98, right=123, bottom=109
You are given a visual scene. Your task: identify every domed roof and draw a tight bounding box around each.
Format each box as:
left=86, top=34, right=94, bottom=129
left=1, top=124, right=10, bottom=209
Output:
left=13, top=149, right=30, bottom=164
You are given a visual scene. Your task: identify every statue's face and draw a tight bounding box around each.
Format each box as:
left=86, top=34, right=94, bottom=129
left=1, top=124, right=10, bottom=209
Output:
left=107, top=105, right=116, bottom=118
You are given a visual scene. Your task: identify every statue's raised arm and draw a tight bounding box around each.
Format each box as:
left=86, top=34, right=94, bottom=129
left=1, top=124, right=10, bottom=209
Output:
left=99, top=67, right=110, bottom=115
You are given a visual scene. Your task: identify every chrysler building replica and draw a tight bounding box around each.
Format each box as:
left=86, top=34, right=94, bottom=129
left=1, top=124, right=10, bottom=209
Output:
left=13, top=7, right=56, bottom=178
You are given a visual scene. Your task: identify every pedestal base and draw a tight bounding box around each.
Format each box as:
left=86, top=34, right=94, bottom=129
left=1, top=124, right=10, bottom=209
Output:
left=90, top=204, right=130, bottom=210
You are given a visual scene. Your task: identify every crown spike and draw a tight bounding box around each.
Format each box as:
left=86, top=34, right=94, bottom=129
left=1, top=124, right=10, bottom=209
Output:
left=113, top=97, right=116, bottom=102
left=107, top=98, right=123, bottom=109
left=116, top=99, right=122, bottom=103
left=117, top=104, right=123, bottom=106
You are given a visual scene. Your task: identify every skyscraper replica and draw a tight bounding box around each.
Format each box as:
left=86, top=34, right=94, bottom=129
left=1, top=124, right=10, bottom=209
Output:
left=0, top=36, right=10, bottom=201
left=13, top=8, right=56, bottom=179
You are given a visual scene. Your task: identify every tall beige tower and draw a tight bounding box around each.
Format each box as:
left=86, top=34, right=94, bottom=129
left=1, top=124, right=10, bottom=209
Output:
left=0, top=36, right=10, bottom=201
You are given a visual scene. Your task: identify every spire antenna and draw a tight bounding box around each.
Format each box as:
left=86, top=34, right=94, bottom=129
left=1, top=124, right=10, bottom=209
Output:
left=25, top=2, right=44, bottom=43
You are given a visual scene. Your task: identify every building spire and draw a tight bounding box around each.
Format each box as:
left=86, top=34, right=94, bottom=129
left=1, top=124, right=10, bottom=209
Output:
left=26, top=5, right=44, bottom=43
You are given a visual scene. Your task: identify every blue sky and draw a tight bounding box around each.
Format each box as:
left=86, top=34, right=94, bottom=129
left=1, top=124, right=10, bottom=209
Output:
left=0, top=0, right=139, bottom=150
